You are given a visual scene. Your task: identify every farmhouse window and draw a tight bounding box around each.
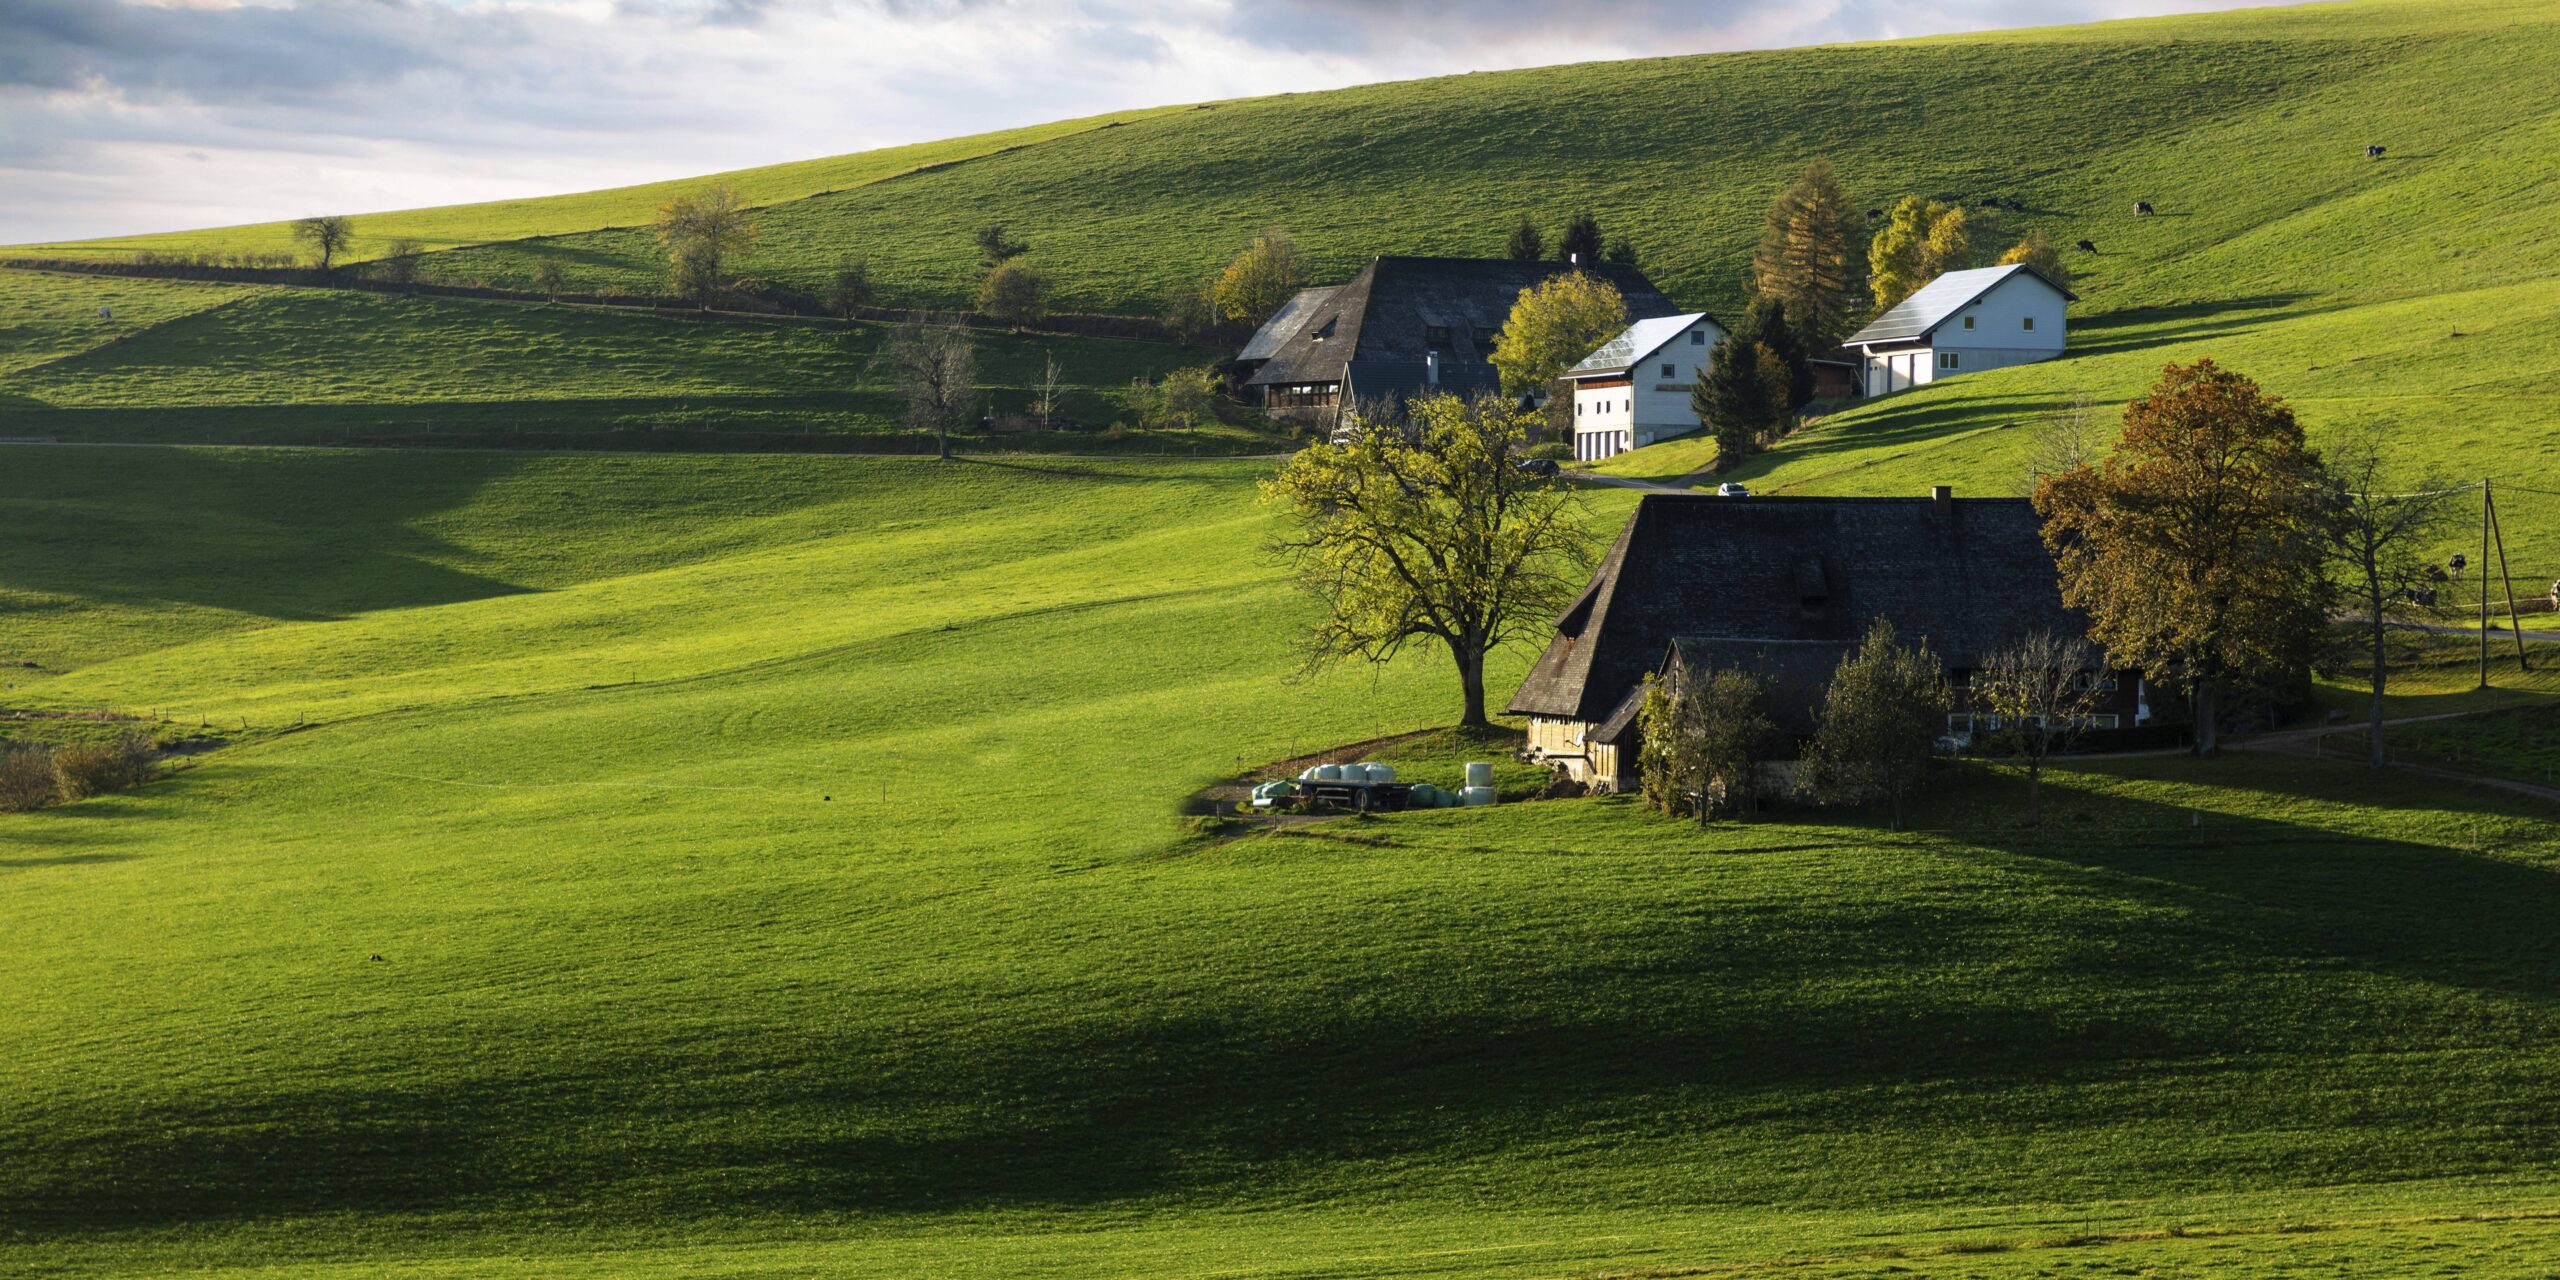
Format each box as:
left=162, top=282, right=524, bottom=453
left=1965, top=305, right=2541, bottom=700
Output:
left=1426, top=325, right=1450, bottom=347
left=2091, top=714, right=2121, bottom=730
left=1963, top=314, right=1976, bottom=330
left=1691, top=330, right=1706, bottom=345
left=2023, top=316, right=2036, bottom=331
left=1662, top=362, right=1676, bottom=377
left=1946, top=713, right=1973, bottom=734
left=1938, top=352, right=1961, bottom=370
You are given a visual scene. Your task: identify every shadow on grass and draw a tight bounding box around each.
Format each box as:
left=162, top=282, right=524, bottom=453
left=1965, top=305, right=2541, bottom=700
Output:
left=0, top=448, right=539, bottom=623
left=14, top=757, right=2560, bottom=1232
left=2065, top=294, right=2340, bottom=357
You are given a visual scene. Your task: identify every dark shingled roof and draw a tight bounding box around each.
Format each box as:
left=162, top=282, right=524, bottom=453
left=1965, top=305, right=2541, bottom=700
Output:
left=1245, top=256, right=1681, bottom=389
left=1506, top=494, right=2086, bottom=724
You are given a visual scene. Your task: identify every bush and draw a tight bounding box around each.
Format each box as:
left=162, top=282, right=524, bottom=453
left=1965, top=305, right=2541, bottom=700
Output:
left=1526, top=440, right=1573, bottom=462
left=50, top=732, right=158, bottom=803
left=0, top=747, right=53, bottom=813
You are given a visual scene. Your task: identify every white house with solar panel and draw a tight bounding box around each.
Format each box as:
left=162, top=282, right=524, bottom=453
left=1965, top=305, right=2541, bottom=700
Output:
left=1559, top=312, right=1726, bottom=462
left=1845, top=264, right=2075, bottom=398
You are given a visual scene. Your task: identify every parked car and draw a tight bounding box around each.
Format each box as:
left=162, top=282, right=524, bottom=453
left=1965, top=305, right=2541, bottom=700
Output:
left=1717, top=482, right=1751, bottom=497
left=1518, top=457, right=1560, bottom=478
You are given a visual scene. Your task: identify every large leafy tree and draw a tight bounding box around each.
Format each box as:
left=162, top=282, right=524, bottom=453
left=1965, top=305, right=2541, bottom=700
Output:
left=1639, top=659, right=1775, bottom=824
left=1997, top=230, right=2072, bottom=287
left=1750, top=159, right=1862, bottom=350
left=977, top=260, right=1051, bottom=331
left=2034, top=360, right=2331, bottom=754
left=1491, top=271, right=1625, bottom=398
left=1804, top=618, right=1949, bottom=830
left=1867, top=196, right=1967, bottom=311
left=1211, top=228, right=1309, bottom=327
left=654, top=186, right=758, bottom=309
left=291, top=215, right=355, bottom=275
left=1261, top=392, right=1594, bottom=728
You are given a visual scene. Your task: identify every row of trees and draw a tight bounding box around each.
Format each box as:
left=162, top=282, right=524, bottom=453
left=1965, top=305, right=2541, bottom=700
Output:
left=1641, top=623, right=2107, bottom=829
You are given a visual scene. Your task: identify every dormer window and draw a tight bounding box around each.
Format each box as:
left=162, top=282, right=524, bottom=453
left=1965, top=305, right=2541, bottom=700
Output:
left=1425, top=324, right=1450, bottom=347
left=1313, top=318, right=1336, bottom=344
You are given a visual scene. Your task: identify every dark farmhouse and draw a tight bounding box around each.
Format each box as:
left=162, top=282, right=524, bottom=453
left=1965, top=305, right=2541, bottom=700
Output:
left=1238, top=256, right=1681, bottom=425
left=1507, top=490, right=2154, bottom=791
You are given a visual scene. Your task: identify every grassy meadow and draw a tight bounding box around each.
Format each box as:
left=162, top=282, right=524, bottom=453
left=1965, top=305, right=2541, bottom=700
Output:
left=10, top=0, right=2560, bottom=1274
left=0, top=270, right=1247, bottom=449
left=10, top=446, right=2560, bottom=1278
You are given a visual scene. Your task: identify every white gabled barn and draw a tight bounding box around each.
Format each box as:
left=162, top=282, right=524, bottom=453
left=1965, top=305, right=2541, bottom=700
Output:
left=1559, top=312, right=1726, bottom=462
left=1847, top=264, right=2074, bottom=398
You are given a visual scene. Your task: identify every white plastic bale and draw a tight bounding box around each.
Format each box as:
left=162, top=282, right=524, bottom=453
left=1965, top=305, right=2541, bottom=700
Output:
left=1461, top=785, right=1496, bottom=807
left=1464, top=761, right=1494, bottom=789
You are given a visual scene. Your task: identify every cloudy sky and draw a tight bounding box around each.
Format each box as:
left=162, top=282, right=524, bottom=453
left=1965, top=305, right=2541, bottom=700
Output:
left=1, top=0, right=2291, bottom=245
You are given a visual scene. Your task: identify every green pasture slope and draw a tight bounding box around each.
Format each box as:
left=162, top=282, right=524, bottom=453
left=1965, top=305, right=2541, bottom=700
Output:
left=3, top=106, right=1194, bottom=265
left=0, top=269, right=1243, bottom=448
left=10, top=446, right=2560, bottom=1278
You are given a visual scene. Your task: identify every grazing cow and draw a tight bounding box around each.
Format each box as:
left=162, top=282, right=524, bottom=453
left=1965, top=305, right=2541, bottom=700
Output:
left=2075, top=239, right=2097, bottom=253
left=2366, top=144, right=2387, bottom=159
left=2134, top=200, right=2155, bottom=216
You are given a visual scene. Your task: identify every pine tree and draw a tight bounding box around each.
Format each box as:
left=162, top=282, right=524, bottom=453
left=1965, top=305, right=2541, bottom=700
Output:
left=1731, top=295, right=1813, bottom=410
left=1504, top=216, right=1544, bottom=261
left=1559, top=212, right=1604, bottom=265
left=1693, top=335, right=1774, bottom=472
left=1750, top=159, right=1862, bottom=350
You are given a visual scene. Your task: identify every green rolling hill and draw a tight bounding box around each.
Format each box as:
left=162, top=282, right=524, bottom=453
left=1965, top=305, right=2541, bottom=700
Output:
left=12, top=1, right=2560, bottom=1276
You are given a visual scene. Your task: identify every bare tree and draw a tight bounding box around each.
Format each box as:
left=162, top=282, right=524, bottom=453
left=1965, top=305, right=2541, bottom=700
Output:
left=292, top=215, right=355, bottom=274
left=2024, top=392, right=2102, bottom=490
left=1031, top=352, right=1065, bottom=429
left=2322, top=424, right=2465, bottom=767
left=1971, top=630, right=2106, bottom=824
left=880, top=316, right=977, bottom=460
left=373, top=238, right=424, bottom=286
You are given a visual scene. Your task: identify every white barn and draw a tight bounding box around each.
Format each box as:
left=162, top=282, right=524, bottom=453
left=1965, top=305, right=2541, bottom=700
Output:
left=1559, top=312, right=1726, bottom=462
left=1846, top=264, right=2074, bottom=398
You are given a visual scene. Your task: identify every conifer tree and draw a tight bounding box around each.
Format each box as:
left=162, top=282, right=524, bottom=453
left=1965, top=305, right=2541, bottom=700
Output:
left=1558, top=212, right=1604, bottom=265
left=1694, top=335, right=1774, bottom=472
left=1505, top=216, right=1544, bottom=261
left=1751, top=159, right=1862, bottom=349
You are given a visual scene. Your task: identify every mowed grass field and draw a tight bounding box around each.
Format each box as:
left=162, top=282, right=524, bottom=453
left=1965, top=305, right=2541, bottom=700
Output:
left=9, top=446, right=2560, bottom=1277
left=0, top=269, right=1249, bottom=449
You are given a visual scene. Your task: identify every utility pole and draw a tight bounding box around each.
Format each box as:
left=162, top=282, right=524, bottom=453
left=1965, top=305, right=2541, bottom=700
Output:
left=2479, top=478, right=2491, bottom=690
left=2487, top=478, right=2531, bottom=672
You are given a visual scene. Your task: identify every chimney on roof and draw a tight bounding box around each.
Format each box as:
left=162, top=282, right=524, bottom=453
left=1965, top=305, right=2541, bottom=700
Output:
left=1931, top=484, right=1953, bottom=516
left=1426, top=351, right=1440, bottom=385
left=1568, top=252, right=1580, bottom=266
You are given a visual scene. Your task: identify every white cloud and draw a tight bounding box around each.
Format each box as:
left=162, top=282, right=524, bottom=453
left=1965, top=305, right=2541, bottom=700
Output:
left=0, top=0, right=2300, bottom=244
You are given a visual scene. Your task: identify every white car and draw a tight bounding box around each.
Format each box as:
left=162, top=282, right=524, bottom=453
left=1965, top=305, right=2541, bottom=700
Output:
left=1716, top=482, right=1751, bottom=497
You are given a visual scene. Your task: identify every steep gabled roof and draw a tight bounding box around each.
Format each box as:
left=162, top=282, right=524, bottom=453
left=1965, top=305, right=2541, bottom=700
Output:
left=1246, top=256, right=1680, bottom=387
left=1565, top=312, right=1721, bottom=380
left=1239, top=286, right=1340, bottom=363
left=1506, top=494, right=2085, bottom=723
left=1844, top=263, right=2078, bottom=348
